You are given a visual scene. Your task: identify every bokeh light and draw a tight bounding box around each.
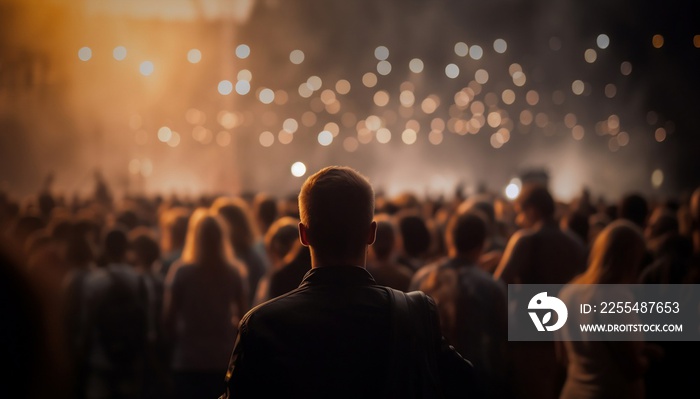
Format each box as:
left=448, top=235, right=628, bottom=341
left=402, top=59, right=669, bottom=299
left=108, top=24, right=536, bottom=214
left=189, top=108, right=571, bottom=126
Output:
left=187, top=49, right=202, bottom=63
left=259, top=131, right=274, bottom=147
left=409, top=58, right=424, bottom=73
left=235, top=44, right=250, bottom=59
left=291, top=162, right=306, bottom=177
left=652, top=34, right=664, bottom=48
left=113, top=46, right=127, bottom=61
left=78, top=47, right=92, bottom=61
left=597, top=34, right=610, bottom=49
left=140, top=61, right=154, bottom=76
left=469, top=45, right=483, bottom=60
left=317, top=130, right=333, bottom=146
left=493, top=39, right=507, bottom=53
left=445, top=64, right=459, bottom=78
left=290, top=49, right=305, bottom=64
left=218, top=80, right=233, bottom=95
left=454, top=42, right=468, bottom=57
left=374, top=46, right=389, bottom=61
left=651, top=169, right=664, bottom=188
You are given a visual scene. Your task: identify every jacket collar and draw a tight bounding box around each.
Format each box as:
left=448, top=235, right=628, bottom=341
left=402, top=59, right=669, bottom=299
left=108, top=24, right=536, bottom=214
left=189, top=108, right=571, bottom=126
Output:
left=298, top=265, right=377, bottom=288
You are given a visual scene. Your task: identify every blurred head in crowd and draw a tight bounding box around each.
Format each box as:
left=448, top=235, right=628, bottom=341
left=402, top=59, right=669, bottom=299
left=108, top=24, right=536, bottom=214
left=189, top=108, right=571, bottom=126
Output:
left=264, top=216, right=300, bottom=268
left=445, top=210, right=487, bottom=262
left=159, top=207, right=190, bottom=254
left=370, top=214, right=397, bottom=263
left=514, top=184, right=555, bottom=228
left=181, top=208, right=236, bottom=268
left=253, top=193, right=279, bottom=236
left=397, top=211, right=432, bottom=259
left=618, top=193, right=649, bottom=229
left=576, top=220, right=646, bottom=284
left=212, top=197, right=259, bottom=256
left=128, top=227, right=161, bottom=271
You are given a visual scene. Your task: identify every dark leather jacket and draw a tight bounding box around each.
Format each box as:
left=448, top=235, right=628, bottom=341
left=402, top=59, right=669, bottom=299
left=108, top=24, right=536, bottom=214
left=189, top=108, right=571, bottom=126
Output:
left=225, top=265, right=477, bottom=398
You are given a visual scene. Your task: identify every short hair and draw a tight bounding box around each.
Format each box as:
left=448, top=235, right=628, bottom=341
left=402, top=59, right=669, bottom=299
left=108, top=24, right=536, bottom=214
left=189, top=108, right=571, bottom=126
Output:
left=516, top=184, right=555, bottom=219
left=264, top=216, right=300, bottom=261
left=104, top=227, right=128, bottom=261
left=618, top=193, right=648, bottom=228
left=397, top=212, right=431, bottom=257
left=446, top=211, right=487, bottom=254
left=128, top=227, right=161, bottom=267
left=298, top=166, right=374, bottom=260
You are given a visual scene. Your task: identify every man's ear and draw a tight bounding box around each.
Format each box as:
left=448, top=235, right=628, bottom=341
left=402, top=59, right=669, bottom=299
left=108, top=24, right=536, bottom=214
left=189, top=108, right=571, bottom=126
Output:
left=367, top=220, right=377, bottom=245
left=298, top=222, right=310, bottom=246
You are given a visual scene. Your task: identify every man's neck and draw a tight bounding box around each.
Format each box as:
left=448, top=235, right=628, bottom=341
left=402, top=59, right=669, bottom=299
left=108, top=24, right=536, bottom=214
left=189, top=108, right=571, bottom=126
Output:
left=310, top=248, right=367, bottom=268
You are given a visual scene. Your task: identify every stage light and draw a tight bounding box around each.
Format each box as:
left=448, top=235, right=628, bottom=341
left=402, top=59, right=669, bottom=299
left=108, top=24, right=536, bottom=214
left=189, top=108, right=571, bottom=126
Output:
left=218, top=80, right=233, bottom=95
left=283, top=118, right=299, bottom=133
left=324, top=122, right=340, bottom=136
left=445, top=64, right=459, bottom=79
left=259, top=88, right=274, bottom=104
left=402, top=129, right=417, bottom=145
left=113, top=46, right=127, bottom=61
left=475, top=69, right=489, bottom=84
left=400, top=90, right=415, bottom=107
left=571, top=80, right=584, bottom=95
left=409, top=58, right=424, bottom=73
left=78, top=47, right=92, bottom=61
left=376, top=128, right=391, bottom=144
left=469, top=45, right=483, bottom=60
left=318, top=131, right=333, bottom=146
left=584, top=49, right=597, bottom=63
left=652, top=34, right=664, bottom=48
left=502, top=89, right=515, bottom=105
left=335, top=79, right=351, bottom=94
left=307, top=76, right=322, bottom=91
left=494, top=39, right=507, bottom=53
left=290, top=49, right=305, bottom=64
left=454, top=42, right=468, bottom=57
left=597, top=34, right=610, bottom=49
left=237, top=70, right=252, bottom=81
left=157, top=126, right=172, bottom=142
left=374, top=91, right=390, bottom=107
left=187, top=49, right=202, bottom=63
left=259, top=131, right=274, bottom=147
left=140, top=61, right=154, bottom=76
left=374, top=46, right=389, bottom=61
left=505, top=183, right=520, bottom=199
left=512, top=71, right=526, bottom=86
left=235, top=44, right=250, bottom=59
left=291, top=162, right=306, bottom=177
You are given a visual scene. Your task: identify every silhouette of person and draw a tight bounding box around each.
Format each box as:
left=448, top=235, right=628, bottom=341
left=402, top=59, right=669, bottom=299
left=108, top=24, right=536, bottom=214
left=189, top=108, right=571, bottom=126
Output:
left=223, top=166, right=475, bottom=399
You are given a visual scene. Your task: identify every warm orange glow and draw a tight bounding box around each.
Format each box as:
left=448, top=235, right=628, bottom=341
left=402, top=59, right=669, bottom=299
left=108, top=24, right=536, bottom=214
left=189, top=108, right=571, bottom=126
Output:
left=652, top=34, right=664, bottom=48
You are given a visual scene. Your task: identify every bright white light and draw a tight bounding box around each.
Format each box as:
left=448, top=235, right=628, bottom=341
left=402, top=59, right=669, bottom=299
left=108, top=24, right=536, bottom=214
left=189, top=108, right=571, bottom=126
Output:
left=157, top=126, right=172, bottom=142
left=187, top=49, right=202, bottom=63
left=469, top=45, right=483, bottom=60
left=78, top=47, right=92, bottom=61
left=445, top=64, right=459, bottom=79
left=218, top=80, right=233, bottom=95
left=493, top=39, right=507, bottom=54
left=374, top=46, right=389, bottom=61
left=290, top=49, right=305, bottom=64
left=235, top=44, right=250, bottom=59
left=597, top=34, right=610, bottom=49
left=259, top=88, right=275, bottom=104
left=317, top=131, right=333, bottom=146
left=505, top=183, right=520, bottom=200
left=113, top=46, right=127, bottom=61
left=291, top=162, right=307, bottom=177
left=140, top=61, right=154, bottom=76
left=409, top=58, right=424, bottom=73
left=235, top=80, right=250, bottom=95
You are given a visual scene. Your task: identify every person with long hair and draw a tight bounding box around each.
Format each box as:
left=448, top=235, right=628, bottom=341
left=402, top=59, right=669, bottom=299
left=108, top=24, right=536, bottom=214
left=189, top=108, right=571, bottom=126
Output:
left=558, top=220, right=652, bottom=399
left=163, top=209, right=249, bottom=399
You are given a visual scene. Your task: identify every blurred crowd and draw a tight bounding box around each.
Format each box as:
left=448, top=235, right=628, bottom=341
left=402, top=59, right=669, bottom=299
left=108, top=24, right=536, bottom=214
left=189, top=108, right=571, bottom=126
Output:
left=1, top=171, right=699, bottom=399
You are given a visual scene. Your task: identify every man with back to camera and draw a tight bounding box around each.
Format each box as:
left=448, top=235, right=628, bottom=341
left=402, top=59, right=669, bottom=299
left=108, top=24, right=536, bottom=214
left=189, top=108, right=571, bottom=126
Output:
left=221, top=166, right=476, bottom=398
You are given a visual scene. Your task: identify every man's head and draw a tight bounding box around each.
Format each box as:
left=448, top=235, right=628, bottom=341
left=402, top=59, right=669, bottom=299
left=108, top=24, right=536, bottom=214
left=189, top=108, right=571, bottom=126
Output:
left=298, top=166, right=376, bottom=266
left=446, top=210, right=487, bottom=260
left=515, top=183, right=555, bottom=228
